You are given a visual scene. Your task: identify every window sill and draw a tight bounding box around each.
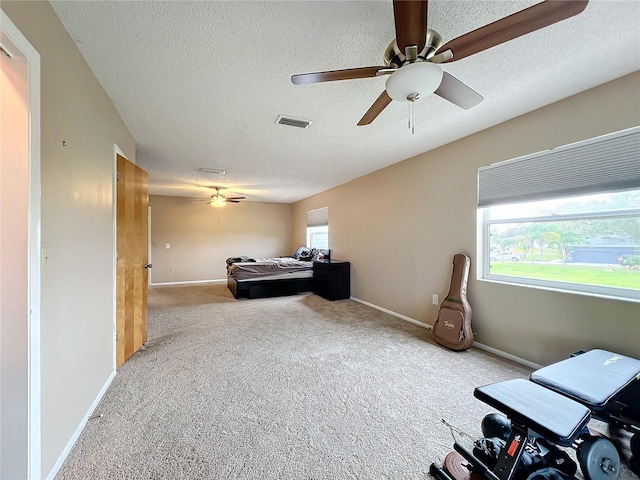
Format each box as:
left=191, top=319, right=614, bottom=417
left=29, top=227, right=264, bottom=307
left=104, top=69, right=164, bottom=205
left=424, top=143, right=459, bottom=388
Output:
left=479, top=274, right=640, bottom=304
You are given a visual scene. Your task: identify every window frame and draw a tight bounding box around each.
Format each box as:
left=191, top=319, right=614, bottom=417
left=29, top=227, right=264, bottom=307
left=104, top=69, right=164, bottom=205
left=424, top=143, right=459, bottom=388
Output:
left=480, top=205, right=640, bottom=302
left=306, top=224, right=329, bottom=250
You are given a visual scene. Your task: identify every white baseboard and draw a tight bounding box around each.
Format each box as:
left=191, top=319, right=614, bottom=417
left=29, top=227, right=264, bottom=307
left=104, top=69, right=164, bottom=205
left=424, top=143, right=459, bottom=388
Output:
left=349, top=296, right=541, bottom=370
left=150, top=279, right=226, bottom=286
left=472, top=342, right=543, bottom=370
left=349, top=296, right=432, bottom=330
left=45, top=369, right=117, bottom=480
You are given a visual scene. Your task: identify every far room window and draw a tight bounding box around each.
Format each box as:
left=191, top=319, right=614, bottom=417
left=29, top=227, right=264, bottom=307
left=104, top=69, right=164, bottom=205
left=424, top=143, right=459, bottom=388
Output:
left=478, top=127, right=640, bottom=301
left=307, top=207, right=328, bottom=249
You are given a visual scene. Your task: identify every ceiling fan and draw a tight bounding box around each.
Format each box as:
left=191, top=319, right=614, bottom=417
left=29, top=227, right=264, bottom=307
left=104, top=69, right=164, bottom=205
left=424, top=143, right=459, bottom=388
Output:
left=291, top=0, right=588, bottom=129
left=188, top=187, right=246, bottom=207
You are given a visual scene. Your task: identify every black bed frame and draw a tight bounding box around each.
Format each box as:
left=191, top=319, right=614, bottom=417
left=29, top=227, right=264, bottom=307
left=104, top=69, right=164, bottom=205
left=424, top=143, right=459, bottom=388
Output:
left=227, top=275, right=313, bottom=299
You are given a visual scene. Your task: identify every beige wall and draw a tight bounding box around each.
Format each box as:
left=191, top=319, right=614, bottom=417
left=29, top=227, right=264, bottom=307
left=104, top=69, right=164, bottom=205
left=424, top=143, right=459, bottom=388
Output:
left=1, top=1, right=637, bottom=474
left=150, top=195, right=293, bottom=284
left=0, top=35, right=29, bottom=479
left=293, top=72, right=640, bottom=366
left=2, top=1, right=136, bottom=477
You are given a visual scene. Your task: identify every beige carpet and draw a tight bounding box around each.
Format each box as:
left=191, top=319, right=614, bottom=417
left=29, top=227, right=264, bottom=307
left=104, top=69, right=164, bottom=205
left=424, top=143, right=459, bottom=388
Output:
left=54, top=284, right=635, bottom=479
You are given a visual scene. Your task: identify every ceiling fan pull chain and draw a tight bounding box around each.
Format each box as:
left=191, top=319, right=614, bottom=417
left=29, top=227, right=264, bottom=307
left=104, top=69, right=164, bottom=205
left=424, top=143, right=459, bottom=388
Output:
left=405, top=92, right=420, bottom=135
left=411, top=100, right=415, bottom=135
left=408, top=98, right=416, bottom=135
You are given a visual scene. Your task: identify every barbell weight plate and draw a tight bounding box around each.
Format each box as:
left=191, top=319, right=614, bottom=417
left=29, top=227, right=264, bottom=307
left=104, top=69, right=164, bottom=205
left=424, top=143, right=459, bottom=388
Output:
left=578, top=437, right=621, bottom=480
left=444, top=451, right=473, bottom=480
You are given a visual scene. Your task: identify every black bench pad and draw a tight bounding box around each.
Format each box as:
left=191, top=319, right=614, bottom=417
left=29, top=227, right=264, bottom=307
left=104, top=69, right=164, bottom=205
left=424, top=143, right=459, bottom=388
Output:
left=475, top=379, right=591, bottom=446
left=530, top=349, right=640, bottom=410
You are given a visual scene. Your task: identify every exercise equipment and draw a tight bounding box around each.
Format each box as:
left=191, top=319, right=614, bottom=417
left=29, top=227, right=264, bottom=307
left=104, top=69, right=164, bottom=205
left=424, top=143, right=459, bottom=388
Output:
left=431, top=349, right=640, bottom=480
left=530, top=348, right=640, bottom=475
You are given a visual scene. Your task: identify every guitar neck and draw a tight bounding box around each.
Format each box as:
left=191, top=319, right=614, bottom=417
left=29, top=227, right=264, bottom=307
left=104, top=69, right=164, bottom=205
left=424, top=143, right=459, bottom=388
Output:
left=446, top=255, right=469, bottom=301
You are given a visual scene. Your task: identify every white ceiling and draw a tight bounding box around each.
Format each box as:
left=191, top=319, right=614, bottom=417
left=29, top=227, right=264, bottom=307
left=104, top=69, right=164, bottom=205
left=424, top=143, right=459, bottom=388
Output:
left=50, top=0, right=640, bottom=203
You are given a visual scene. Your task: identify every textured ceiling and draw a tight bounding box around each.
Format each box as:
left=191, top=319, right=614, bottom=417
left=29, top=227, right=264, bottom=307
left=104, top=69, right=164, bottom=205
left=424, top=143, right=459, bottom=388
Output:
left=50, top=0, right=640, bottom=203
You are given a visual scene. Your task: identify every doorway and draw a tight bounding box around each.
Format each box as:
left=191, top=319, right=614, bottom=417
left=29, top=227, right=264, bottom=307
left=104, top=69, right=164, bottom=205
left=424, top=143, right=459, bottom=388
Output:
left=0, top=10, right=41, bottom=480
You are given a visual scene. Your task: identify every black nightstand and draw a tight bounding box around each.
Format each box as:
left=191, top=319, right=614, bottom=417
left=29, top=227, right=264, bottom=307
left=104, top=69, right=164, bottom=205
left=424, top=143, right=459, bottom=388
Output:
left=313, top=260, right=350, bottom=301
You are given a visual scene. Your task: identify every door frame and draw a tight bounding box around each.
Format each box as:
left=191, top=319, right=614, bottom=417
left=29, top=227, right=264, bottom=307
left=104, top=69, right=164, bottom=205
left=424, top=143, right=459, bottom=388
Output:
left=0, top=9, right=42, bottom=479
left=148, top=206, right=152, bottom=285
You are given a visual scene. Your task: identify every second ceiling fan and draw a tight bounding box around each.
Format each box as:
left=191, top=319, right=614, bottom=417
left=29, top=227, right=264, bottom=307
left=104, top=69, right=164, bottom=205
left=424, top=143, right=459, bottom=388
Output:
left=188, top=187, right=246, bottom=207
left=291, top=0, right=588, bottom=127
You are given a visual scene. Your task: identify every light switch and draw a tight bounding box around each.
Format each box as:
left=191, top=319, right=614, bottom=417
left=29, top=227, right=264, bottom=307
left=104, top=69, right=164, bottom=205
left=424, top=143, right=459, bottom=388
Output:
left=432, top=294, right=439, bottom=305
left=165, top=243, right=171, bottom=249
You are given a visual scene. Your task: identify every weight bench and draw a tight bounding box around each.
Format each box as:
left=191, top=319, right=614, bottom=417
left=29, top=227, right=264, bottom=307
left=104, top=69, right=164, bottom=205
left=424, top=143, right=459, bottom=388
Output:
left=450, top=379, right=608, bottom=480
left=431, top=380, right=624, bottom=480
left=431, top=349, right=640, bottom=480
left=531, top=349, right=640, bottom=476
left=530, top=349, right=640, bottom=433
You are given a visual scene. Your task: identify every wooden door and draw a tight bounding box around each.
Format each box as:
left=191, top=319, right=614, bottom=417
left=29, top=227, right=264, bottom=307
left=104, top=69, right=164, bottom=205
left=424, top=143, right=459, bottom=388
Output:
left=116, top=154, right=149, bottom=368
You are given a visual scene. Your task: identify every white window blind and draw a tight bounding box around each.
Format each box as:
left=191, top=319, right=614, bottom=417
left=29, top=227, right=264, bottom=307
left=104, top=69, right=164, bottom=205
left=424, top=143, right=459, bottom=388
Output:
left=307, top=207, right=328, bottom=227
left=478, top=127, right=640, bottom=208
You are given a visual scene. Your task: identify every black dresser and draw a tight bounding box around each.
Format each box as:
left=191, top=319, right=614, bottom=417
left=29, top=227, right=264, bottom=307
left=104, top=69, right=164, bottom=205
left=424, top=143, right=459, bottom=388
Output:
left=313, top=260, right=350, bottom=301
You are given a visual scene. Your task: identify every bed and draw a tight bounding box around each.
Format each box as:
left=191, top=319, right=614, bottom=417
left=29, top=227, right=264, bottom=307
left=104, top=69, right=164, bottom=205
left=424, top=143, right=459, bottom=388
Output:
left=226, top=249, right=320, bottom=299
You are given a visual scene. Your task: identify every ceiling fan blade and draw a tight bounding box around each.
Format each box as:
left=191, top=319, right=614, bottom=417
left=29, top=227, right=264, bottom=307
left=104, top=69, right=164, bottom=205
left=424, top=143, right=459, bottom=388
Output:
left=434, top=72, right=483, bottom=110
left=393, top=0, right=428, bottom=54
left=357, top=91, right=393, bottom=126
left=435, top=0, right=588, bottom=63
left=226, top=200, right=241, bottom=204
left=291, top=66, right=389, bottom=85
left=186, top=199, right=208, bottom=203
left=225, top=197, right=246, bottom=201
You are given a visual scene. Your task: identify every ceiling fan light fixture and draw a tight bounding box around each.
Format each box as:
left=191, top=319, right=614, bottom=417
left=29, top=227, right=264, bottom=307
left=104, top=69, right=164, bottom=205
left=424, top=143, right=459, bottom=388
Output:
left=211, top=196, right=226, bottom=208
left=384, top=61, right=443, bottom=102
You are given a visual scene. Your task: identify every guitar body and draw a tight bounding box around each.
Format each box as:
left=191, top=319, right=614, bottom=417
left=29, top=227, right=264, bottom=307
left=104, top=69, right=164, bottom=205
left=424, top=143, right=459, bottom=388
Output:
left=433, top=254, right=473, bottom=351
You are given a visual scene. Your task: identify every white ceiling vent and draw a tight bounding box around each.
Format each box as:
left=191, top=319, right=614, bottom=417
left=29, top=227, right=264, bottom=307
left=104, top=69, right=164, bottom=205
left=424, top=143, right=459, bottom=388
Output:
left=275, top=115, right=312, bottom=129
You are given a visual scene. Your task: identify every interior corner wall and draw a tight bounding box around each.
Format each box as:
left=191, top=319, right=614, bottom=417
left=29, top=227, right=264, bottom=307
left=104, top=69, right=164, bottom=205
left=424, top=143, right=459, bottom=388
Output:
left=1, top=2, right=136, bottom=477
left=149, top=195, right=293, bottom=284
left=292, top=72, right=640, bottom=367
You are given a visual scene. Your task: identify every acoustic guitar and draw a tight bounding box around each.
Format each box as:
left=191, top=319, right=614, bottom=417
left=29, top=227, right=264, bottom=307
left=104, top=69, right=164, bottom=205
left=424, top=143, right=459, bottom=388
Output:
left=433, top=254, right=473, bottom=351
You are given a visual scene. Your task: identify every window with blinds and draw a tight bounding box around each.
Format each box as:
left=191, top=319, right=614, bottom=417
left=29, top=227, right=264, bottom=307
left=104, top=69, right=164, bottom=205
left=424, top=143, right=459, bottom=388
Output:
left=478, top=127, right=640, bottom=301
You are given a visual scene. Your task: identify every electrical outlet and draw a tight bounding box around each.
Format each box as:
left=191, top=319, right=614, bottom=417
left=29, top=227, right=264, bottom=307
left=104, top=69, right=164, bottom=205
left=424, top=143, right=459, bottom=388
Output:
left=432, top=294, right=439, bottom=305
left=165, top=243, right=171, bottom=249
